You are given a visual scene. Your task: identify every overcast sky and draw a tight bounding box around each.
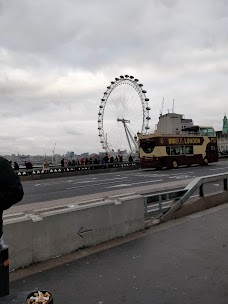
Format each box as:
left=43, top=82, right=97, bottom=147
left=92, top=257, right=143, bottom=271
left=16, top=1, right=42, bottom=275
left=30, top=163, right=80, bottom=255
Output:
left=0, top=0, right=227, bottom=156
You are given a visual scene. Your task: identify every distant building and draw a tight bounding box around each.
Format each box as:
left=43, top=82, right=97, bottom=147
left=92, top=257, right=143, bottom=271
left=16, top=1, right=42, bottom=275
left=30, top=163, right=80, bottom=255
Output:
left=217, top=131, right=228, bottom=152
left=222, top=115, right=228, bottom=134
left=156, top=113, right=193, bottom=135
left=80, top=152, right=89, bottom=158
left=66, top=151, right=75, bottom=159
left=217, top=115, right=228, bottom=152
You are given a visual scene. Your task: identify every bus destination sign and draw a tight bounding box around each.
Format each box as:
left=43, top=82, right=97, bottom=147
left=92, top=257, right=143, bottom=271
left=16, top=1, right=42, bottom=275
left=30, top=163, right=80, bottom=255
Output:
left=159, top=137, right=204, bottom=146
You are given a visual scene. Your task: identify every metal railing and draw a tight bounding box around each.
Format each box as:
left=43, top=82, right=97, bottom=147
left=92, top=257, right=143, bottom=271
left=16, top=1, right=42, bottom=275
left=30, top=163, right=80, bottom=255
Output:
left=144, top=172, right=228, bottom=218
left=15, top=161, right=139, bottom=176
left=144, top=189, right=187, bottom=217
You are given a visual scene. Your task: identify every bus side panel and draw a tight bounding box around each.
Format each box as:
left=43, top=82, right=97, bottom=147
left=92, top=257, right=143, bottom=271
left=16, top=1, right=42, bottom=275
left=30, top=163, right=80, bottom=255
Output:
left=140, top=155, right=205, bottom=169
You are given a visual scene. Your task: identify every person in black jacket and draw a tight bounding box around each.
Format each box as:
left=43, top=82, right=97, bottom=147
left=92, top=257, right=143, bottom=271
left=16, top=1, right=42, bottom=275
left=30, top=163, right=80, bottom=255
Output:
left=13, top=161, right=20, bottom=171
left=0, top=157, right=24, bottom=249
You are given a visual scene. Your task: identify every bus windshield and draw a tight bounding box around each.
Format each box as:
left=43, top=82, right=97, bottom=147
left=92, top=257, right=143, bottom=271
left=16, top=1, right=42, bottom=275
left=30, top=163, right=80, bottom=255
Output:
left=141, top=140, right=155, bottom=154
left=199, top=127, right=215, bottom=136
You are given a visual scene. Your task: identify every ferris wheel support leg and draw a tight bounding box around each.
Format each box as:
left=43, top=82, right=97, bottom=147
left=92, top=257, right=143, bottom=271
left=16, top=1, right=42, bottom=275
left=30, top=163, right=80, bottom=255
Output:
left=123, top=123, right=132, bottom=152
left=126, top=127, right=138, bottom=151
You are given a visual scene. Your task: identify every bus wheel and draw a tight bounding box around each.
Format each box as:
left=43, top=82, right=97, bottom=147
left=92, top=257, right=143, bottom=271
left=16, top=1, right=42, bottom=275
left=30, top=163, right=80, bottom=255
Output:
left=204, top=157, right=209, bottom=165
left=172, top=160, right=178, bottom=169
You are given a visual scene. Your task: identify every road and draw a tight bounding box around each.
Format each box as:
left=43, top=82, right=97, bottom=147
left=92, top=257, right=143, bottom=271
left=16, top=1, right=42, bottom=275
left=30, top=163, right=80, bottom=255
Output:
left=19, top=160, right=228, bottom=205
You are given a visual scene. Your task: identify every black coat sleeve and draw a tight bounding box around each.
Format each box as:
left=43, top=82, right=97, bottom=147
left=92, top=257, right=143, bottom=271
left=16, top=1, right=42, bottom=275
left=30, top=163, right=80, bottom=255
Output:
left=0, top=157, right=24, bottom=210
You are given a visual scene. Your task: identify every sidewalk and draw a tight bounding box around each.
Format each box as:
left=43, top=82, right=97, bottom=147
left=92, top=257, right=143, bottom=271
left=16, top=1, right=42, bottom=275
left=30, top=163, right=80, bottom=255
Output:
left=2, top=202, right=228, bottom=304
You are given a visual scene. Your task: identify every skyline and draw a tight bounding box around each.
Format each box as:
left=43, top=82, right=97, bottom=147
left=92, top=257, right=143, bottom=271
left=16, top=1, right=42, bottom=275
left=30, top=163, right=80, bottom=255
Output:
left=0, top=0, right=227, bottom=155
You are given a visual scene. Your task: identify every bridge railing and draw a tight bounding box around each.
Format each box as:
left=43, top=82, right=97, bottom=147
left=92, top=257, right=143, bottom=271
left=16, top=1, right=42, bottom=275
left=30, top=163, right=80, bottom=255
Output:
left=15, top=161, right=140, bottom=176
left=144, top=172, right=228, bottom=218
left=144, top=189, right=188, bottom=217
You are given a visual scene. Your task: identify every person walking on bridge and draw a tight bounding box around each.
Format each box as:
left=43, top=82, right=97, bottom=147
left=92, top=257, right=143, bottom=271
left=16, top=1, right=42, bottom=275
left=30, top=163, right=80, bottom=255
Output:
left=0, top=156, right=24, bottom=249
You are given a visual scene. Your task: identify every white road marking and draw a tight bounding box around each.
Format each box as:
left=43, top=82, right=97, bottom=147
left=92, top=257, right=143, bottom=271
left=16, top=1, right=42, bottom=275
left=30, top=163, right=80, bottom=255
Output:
left=73, top=176, right=128, bottom=184
left=169, top=175, right=191, bottom=180
left=66, top=178, right=130, bottom=190
left=169, top=172, right=194, bottom=176
left=35, top=184, right=41, bottom=186
left=105, top=184, right=132, bottom=188
left=135, top=173, right=168, bottom=178
left=105, top=179, right=163, bottom=189
left=213, top=183, right=220, bottom=186
left=209, top=167, right=228, bottom=171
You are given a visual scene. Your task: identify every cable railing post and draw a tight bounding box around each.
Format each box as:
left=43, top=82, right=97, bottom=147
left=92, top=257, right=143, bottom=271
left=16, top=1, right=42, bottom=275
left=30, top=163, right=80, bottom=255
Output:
left=224, top=178, right=228, bottom=191
left=159, top=195, right=163, bottom=213
left=144, top=198, right=148, bottom=216
left=199, top=184, right=204, bottom=197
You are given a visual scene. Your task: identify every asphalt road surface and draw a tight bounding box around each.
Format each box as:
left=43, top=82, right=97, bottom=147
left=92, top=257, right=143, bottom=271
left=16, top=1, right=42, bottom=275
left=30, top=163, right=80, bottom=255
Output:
left=19, top=160, right=228, bottom=205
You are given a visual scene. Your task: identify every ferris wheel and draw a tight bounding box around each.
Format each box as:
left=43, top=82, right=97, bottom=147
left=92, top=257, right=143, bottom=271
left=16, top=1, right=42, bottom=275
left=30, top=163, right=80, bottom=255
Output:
left=98, top=75, right=151, bottom=154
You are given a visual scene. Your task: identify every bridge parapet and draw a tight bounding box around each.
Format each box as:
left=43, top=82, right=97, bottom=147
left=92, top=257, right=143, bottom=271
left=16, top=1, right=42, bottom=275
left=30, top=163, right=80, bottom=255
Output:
left=15, top=161, right=139, bottom=180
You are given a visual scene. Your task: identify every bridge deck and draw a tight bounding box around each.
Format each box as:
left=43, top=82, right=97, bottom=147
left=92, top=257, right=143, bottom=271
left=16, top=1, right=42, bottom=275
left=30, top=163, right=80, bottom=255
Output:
left=3, top=201, right=228, bottom=304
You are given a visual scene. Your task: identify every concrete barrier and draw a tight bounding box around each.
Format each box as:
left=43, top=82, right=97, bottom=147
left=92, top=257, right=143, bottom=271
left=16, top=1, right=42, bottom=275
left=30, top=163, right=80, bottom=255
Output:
left=3, top=194, right=144, bottom=270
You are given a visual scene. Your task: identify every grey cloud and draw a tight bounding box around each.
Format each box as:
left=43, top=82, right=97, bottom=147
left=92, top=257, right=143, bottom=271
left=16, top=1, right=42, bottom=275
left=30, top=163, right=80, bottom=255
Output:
left=0, top=0, right=227, bottom=154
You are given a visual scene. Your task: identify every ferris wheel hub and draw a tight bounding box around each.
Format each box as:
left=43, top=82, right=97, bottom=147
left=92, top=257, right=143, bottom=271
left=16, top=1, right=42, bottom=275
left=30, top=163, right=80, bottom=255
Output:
left=117, top=118, right=130, bottom=123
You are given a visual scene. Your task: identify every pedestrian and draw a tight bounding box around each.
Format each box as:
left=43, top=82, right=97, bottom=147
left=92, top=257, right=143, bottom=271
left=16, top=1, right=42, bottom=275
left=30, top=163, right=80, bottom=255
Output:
left=43, top=160, right=49, bottom=174
left=27, top=160, right=33, bottom=176
left=110, top=156, right=114, bottom=168
left=13, top=161, right=20, bottom=171
left=61, top=158, right=64, bottom=172
left=71, top=159, right=76, bottom=171
left=128, top=155, right=133, bottom=162
left=0, top=156, right=24, bottom=249
left=64, top=158, right=68, bottom=168
left=24, top=160, right=29, bottom=176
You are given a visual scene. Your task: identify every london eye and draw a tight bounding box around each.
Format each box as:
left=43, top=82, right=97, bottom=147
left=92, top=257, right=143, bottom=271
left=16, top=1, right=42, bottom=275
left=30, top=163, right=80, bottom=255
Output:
left=98, top=75, right=151, bottom=154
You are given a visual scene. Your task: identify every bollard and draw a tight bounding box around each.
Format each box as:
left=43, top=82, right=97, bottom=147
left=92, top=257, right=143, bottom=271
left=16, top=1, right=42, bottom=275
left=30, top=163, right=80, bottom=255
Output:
left=0, top=246, right=9, bottom=297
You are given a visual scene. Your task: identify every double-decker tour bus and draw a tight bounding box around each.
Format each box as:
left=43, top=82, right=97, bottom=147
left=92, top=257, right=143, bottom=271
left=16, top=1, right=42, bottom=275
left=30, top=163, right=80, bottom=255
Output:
left=138, top=126, right=218, bottom=169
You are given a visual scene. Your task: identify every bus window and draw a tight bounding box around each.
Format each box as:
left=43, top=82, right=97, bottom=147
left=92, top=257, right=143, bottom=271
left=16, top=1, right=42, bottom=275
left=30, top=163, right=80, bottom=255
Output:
left=180, top=146, right=185, bottom=154
left=200, top=127, right=215, bottom=136
left=185, top=146, right=193, bottom=154
left=166, top=147, right=170, bottom=155
left=210, top=145, right=217, bottom=152
left=207, top=128, right=215, bottom=136
left=171, top=146, right=180, bottom=155
left=141, top=141, right=155, bottom=154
